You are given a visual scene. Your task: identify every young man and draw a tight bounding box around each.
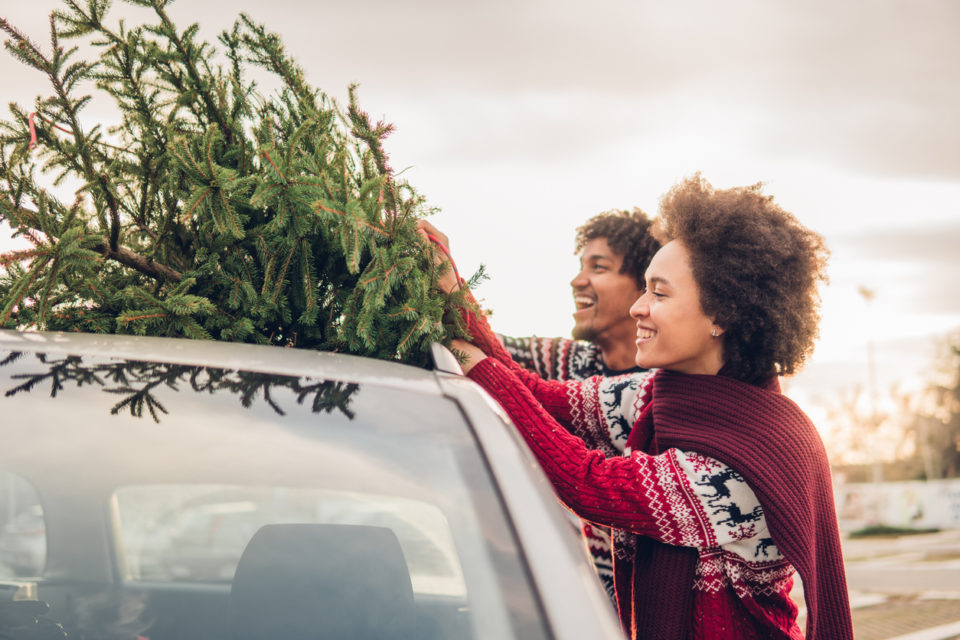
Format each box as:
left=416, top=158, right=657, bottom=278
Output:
left=502, top=208, right=659, bottom=379
left=500, top=208, right=660, bottom=600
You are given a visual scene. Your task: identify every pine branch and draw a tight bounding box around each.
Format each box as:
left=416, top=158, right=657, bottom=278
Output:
left=4, top=204, right=181, bottom=282
left=92, top=239, right=182, bottom=282
left=1, top=1, right=478, bottom=366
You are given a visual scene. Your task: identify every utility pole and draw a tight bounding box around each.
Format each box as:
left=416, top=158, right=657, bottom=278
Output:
left=858, top=285, right=883, bottom=483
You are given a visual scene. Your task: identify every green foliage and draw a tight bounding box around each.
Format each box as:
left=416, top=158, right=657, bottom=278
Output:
left=0, top=1, right=476, bottom=367
left=848, top=524, right=940, bottom=539
left=914, top=336, right=960, bottom=479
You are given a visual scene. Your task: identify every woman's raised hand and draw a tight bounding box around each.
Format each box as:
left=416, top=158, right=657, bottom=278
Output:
left=417, top=219, right=461, bottom=294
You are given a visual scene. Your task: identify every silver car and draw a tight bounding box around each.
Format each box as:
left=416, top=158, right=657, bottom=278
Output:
left=0, top=330, right=622, bottom=640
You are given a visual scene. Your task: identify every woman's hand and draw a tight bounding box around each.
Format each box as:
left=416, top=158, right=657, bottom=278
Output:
left=450, top=339, right=487, bottom=374
left=417, top=221, right=486, bottom=372
left=417, top=219, right=461, bottom=294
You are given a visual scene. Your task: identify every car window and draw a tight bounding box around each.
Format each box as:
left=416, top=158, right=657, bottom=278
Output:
left=116, top=485, right=466, bottom=596
left=0, top=471, right=46, bottom=579
left=0, top=349, right=547, bottom=640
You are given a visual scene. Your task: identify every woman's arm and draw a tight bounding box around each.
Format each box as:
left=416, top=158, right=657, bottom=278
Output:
left=468, top=357, right=774, bottom=554
left=422, top=220, right=643, bottom=452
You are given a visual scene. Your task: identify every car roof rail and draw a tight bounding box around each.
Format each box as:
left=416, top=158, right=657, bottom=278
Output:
left=429, top=342, right=464, bottom=375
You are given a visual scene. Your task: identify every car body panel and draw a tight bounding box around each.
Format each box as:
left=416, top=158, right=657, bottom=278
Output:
left=0, top=330, right=623, bottom=639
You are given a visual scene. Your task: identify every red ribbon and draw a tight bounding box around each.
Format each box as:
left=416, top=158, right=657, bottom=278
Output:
left=425, top=232, right=464, bottom=286
left=27, top=112, right=74, bottom=150
left=28, top=112, right=37, bottom=149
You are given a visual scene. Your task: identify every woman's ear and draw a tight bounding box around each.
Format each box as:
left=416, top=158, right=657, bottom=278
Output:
left=710, top=324, right=725, bottom=338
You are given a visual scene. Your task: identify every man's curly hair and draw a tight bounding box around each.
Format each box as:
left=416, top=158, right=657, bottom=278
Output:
left=574, top=208, right=660, bottom=286
left=654, top=175, right=829, bottom=384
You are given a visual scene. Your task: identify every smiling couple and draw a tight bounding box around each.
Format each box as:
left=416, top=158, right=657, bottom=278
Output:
left=419, top=174, right=853, bottom=640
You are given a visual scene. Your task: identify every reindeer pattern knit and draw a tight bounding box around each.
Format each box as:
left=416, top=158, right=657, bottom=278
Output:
left=464, top=313, right=834, bottom=638
left=472, top=361, right=804, bottom=639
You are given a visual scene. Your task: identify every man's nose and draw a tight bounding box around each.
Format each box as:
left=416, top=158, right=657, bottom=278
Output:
left=571, top=269, right=588, bottom=289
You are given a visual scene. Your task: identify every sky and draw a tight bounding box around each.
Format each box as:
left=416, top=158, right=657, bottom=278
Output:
left=2, top=0, right=959, bottom=459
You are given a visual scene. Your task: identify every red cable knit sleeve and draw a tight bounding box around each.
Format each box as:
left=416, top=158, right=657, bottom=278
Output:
left=461, top=302, right=582, bottom=424
left=461, top=300, right=523, bottom=370
left=462, top=301, right=652, bottom=454
left=468, top=358, right=732, bottom=546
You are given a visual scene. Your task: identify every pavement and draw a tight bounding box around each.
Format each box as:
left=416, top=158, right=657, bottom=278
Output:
left=795, top=529, right=960, bottom=639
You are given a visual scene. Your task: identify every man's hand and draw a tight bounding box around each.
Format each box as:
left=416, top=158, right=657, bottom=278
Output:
left=417, top=219, right=461, bottom=294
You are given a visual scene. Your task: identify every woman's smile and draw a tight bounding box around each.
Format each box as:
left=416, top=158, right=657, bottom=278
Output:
left=635, top=325, right=656, bottom=343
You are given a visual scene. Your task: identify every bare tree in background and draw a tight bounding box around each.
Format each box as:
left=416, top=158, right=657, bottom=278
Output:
left=907, top=337, right=960, bottom=479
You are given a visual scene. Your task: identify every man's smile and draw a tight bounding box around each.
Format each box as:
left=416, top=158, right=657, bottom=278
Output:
left=574, top=295, right=596, bottom=312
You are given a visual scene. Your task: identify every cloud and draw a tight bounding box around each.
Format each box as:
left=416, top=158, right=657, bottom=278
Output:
left=837, top=222, right=960, bottom=268
left=830, top=221, right=960, bottom=314
left=4, top=0, right=958, bottom=182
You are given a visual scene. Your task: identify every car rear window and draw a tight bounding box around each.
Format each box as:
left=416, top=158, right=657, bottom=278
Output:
left=0, top=348, right=547, bottom=640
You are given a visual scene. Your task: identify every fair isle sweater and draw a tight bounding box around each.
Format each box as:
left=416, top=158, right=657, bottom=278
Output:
left=471, top=317, right=851, bottom=639
left=501, top=335, right=638, bottom=381
left=500, top=334, right=643, bottom=601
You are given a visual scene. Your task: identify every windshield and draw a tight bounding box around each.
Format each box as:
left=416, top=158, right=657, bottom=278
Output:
left=0, top=349, right=546, bottom=640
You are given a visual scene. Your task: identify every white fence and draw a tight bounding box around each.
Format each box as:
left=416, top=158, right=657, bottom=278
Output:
left=834, top=478, right=960, bottom=531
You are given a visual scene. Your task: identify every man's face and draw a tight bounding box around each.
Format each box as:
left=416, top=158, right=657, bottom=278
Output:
left=570, top=238, right=644, bottom=348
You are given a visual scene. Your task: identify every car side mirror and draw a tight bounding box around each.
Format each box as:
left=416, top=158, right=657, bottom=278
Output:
left=429, top=342, right=464, bottom=375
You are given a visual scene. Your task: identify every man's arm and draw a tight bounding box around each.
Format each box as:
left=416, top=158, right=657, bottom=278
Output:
left=498, top=334, right=541, bottom=374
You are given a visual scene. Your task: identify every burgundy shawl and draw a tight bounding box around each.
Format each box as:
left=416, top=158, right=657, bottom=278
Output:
left=623, top=370, right=853, bottom=640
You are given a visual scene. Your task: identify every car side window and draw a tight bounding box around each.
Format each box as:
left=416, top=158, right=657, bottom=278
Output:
left=0, top=471, right=46, bottom=578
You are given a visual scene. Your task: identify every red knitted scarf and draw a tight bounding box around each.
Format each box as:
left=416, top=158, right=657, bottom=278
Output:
left=621, top=370, right=853, bottom=640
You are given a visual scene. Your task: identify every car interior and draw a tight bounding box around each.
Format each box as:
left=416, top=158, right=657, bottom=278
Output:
left=0, top=519, right=468, bottom=640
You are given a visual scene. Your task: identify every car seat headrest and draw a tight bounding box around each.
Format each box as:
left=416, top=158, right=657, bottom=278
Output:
left=230, top=523, right=415, bottom=640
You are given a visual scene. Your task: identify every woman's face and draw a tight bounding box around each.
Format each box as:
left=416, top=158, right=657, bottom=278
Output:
left=629, top=240, right=725, bottom=375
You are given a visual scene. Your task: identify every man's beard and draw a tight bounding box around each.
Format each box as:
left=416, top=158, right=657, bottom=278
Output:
left=571, top=321, right=599, bottom=342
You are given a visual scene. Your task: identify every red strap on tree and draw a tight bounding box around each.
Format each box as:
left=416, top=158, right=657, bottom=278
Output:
left=28, top=112, right=37, bottom=149
left=424, top=232, right=465, bottom=286
left=27, top=112, right=75, bottom=150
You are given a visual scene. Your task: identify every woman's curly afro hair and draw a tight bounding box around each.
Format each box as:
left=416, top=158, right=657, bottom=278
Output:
left=653, top=174, right=829, bottom=384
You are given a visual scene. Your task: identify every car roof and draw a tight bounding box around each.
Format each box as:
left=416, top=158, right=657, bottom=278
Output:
left=0, top=330, right=444, bottom=395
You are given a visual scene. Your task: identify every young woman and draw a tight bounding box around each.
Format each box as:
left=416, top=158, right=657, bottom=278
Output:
left=431, top=176, right=853, bottom=639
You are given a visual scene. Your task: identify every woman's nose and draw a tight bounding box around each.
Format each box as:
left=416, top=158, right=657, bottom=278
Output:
left=629, top=293, right=649, bottom=318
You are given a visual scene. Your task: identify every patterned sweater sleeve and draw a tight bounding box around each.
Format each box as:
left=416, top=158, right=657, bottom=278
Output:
left=468, top=357, right=774, bottom=552
left=498, top=334, right=539, bottom=373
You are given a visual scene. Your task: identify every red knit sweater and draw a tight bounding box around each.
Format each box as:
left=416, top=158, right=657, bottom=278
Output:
left=464, top=312, right=853, bottom=640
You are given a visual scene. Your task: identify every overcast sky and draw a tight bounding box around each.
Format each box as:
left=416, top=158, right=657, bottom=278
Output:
left=3, top=0, right=959, bottom=453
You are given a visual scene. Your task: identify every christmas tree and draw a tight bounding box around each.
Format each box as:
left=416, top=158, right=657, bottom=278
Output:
left=0, top=0, right=478, bottom=367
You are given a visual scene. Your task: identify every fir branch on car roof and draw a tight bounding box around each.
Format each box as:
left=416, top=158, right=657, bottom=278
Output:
left=0, top=0, right=477, bottom=367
